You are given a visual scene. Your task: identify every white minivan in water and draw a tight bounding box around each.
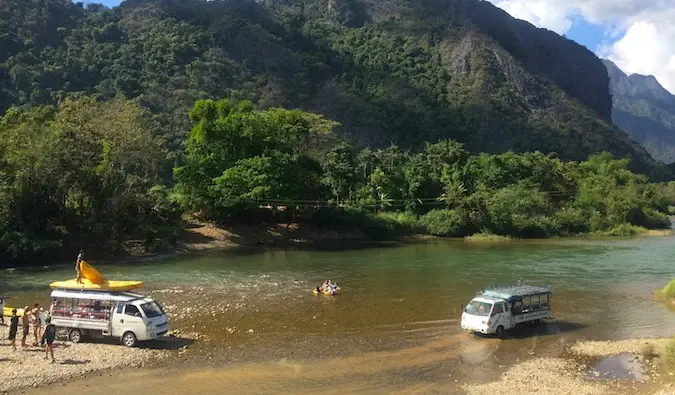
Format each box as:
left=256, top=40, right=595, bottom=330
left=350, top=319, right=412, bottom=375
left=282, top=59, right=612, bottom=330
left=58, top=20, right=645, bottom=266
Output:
left=49, top=289, right=169, bottom=347
left=461, top=282, right=552, bottom=338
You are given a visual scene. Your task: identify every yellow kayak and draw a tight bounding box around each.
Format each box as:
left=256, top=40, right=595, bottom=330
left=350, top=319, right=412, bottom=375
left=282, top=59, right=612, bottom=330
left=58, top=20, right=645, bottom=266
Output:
left=80, top=260, right=104, bottom=283
left=2, top=307, right=24, bottom=317
left=50, top=279, right=143, bottom=291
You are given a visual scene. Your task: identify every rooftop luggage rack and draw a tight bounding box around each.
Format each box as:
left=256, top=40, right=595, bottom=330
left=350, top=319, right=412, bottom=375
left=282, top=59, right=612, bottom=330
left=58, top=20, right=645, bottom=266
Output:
left=476, top=280, right=552, bottom=300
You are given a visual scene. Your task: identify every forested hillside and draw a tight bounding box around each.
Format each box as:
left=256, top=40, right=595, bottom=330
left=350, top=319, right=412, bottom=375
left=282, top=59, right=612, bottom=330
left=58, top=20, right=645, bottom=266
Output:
left=0, top=0, right=666, bottom=176
left=2, top=0, right=675, bottom=265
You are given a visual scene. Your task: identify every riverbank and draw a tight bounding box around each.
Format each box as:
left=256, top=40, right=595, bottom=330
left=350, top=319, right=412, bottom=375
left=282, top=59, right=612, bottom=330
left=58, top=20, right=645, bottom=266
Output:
left=15, top=335, right=675, bottom=394
left=463, top=338, right=675, bottom=395
left=0, top=326, right=176, bottom=393
left=119, top=220, right=675, bottom=260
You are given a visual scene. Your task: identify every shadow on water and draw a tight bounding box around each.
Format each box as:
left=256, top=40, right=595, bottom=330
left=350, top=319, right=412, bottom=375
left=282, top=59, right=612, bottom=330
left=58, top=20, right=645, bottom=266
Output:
left=471, top=320, right=587, bottom=340
left=507, top=320, right=587, bottom=339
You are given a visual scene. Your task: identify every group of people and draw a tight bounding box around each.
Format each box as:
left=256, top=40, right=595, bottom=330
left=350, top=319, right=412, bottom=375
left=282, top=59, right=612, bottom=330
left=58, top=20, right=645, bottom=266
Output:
left=5, top=303, right=57, bottom=362
left=316, top=280, right=340, bottom=295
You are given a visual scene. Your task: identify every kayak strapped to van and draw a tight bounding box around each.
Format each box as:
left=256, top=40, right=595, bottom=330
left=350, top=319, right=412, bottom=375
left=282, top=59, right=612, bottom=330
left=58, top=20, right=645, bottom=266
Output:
left=461, top=281, right=553, bottom=338
left=49, top=260, right=143, bottom=292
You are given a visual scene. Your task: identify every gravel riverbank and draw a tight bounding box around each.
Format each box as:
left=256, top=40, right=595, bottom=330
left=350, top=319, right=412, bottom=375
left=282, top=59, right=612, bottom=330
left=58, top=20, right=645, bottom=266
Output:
left=0, top=325, right=170, bottom=393
left=463, top=338, right=675, bottom=395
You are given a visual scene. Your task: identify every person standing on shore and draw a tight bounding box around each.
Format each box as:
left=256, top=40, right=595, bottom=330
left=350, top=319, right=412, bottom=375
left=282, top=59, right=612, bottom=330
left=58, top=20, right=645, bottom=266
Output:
left=21, top=306, right=30, bottom=348
left=76, top=249, right=84, bottom=283
left=8, top=309, right=18, bottom=350
left=0, top=296, right=4, bottom=325
left=33, top=304, right=43, bottom=346
left=40, top=317, right=56, bottom=362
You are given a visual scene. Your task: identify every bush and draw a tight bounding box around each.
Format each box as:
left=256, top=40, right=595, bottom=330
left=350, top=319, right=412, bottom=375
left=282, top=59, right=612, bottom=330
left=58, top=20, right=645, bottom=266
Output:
left=601, top=223, right=647, bottom=236
left=640, top=343, right=656, bottom=359
left=310, top=207, right=418, bottom=239
left=658, top=279, right=675, bottom=299
left=630, top=208, right=672, bottom=229
left=554, top=207, right=590, bottom=235
left=464, top=233, right=512, bottom=242
left=419, top=209, right=472, bottom=236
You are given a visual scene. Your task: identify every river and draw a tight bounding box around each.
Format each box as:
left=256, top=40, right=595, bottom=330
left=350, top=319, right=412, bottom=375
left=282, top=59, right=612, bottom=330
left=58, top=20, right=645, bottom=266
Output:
left=6, top=236, right=675, bottom=394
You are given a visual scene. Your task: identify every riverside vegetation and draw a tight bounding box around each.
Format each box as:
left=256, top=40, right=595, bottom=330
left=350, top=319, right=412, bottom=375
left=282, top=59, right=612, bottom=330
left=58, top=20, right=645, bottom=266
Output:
left=4, top=0, right=675, bottom=266
left=3, top=96, right=675, bottom=266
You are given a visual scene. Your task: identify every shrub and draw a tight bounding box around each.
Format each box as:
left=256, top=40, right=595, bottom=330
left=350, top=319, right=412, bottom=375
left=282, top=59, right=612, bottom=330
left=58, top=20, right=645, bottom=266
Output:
left=640, top=343, right=656, bottom=359
left=310, top=207, right=419, bottom=239
left=601, top=223, right=647, bottom=236
left=657, top=279, right=675, bottom=300
left=419, top=209, right=472, bottom=236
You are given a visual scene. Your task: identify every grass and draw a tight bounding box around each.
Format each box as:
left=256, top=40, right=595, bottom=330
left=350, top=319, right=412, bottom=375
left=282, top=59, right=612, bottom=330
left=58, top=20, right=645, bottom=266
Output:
left=657, top=279, right=675, bottom=300
left=663, top=338, right=675, bottom=371
left=596, top=224, right=649, bottom=236
left=464, top=233, right=513, bottom=243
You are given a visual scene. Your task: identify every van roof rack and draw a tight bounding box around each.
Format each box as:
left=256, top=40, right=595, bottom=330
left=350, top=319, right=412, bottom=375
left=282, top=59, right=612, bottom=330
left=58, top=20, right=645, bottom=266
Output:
left=477, top=280, right=552, bottom=301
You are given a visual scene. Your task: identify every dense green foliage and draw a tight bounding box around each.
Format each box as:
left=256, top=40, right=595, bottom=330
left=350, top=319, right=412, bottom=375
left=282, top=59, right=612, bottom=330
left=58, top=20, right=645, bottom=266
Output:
left=0, top=0, right=668, bottom=178
left=3, top=0, right=675, bottom=264
left=0, top=97, right=181, bottom=263
left=175, top=99, right=674, bottom=240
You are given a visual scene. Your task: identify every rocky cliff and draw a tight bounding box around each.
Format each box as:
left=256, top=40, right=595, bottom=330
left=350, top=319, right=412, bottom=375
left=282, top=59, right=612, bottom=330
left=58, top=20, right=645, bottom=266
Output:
left=604, top=59, right=675, bottom=164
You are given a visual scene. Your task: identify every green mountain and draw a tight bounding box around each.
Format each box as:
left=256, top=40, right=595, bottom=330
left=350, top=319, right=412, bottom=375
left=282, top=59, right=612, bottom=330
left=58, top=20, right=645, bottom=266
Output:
left=0, top=0, right=667, bottom=177
left=603, top=59, right=675, bottom=164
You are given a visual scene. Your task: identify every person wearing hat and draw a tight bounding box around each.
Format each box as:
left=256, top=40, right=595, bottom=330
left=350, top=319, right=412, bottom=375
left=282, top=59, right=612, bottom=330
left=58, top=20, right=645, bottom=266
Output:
left=40, top=316, right=57, bottom=362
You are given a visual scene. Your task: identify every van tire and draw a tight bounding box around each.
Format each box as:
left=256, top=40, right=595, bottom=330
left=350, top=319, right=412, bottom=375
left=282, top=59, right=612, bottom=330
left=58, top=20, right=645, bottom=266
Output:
left=122, top=331, right=137, bottom=347
left=495, top=325, right=505, bottom=338
left=69, top=329, right=83, bottom=343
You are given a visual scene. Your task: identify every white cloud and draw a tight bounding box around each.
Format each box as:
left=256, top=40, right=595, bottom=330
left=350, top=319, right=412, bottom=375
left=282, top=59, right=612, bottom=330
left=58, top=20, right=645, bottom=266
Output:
left=487, top=0, right=675, bottom=93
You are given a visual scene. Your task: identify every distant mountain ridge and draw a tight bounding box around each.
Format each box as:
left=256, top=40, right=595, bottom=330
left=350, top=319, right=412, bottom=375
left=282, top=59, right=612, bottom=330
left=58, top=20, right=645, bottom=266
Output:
left=0, top=0, right=669, bottom=178
left=603, top=59, right=675, bottom=164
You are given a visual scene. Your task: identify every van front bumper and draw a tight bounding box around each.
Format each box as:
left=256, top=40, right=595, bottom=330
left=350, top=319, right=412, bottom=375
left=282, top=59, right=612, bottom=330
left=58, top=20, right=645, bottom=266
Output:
left=461, top=323, right=490, bottom=334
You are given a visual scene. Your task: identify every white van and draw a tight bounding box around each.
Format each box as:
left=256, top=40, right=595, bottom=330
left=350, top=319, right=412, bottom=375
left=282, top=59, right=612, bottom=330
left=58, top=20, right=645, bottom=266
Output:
left=461, top=282, right=553, bottom=338
left=49, top=289, right=169, bottom=347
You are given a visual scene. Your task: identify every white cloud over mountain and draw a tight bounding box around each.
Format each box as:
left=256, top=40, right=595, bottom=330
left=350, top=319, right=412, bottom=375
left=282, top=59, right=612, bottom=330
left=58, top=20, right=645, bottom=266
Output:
left=487, top=0, right=675, bottom=93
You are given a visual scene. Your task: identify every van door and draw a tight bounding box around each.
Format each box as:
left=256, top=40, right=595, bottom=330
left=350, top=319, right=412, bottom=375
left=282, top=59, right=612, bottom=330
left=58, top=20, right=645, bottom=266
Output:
left=490, top=302, right=509, bottom=330
left=111, top=303, right=144, bottom=338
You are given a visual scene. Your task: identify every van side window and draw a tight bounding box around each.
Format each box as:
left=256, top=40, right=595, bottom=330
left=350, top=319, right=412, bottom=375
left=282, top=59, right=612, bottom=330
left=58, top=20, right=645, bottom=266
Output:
left=492, top=304, right=504, bottom=314
left=116, top=304, right=123, bottom=314
left=125, top=304, right=141, bottom=317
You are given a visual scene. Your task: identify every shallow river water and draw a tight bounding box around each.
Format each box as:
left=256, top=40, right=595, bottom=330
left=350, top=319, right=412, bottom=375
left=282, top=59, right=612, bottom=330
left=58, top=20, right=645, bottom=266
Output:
left=6, top=236, right=675, bottom=394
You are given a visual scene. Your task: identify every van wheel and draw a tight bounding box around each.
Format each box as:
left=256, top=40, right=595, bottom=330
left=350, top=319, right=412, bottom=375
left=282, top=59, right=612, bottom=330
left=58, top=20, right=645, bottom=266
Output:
left=495, top=326, right=505, bottom=338
left=69, top=329, right=83, bottom=343
left=122, top=331, right=137, bottom=347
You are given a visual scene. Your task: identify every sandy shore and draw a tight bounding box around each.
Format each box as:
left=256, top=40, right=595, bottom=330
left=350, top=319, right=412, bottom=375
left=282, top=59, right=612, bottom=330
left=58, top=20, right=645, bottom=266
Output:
left=0, top=325, right=172, bottom=393
left=463, top=338, right=675, bottom=395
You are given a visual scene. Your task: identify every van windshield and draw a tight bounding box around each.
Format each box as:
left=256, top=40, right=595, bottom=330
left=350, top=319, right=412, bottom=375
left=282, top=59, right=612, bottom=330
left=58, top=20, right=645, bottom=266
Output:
left=140, top=301, right=165, bottom=318
left=464, top=300, right=492, bottom=317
